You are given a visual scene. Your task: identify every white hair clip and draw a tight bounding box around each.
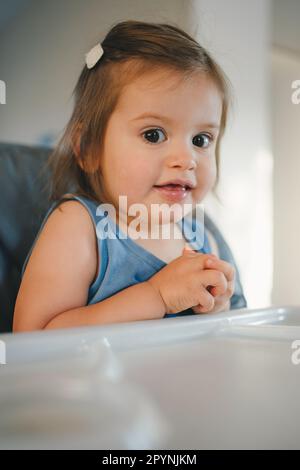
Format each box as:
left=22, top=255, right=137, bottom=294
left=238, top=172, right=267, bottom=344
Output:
left=85, top=43, right=104, bottom=69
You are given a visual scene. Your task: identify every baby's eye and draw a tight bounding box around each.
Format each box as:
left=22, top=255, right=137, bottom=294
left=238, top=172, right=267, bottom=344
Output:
left=193, top=133, right=212, bottom=148
left=142, top=128, right=166, bottom=144
left=142, top=129, right=213, bottom=148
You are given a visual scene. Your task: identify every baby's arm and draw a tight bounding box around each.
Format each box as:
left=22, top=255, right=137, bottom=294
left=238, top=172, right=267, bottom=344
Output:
left=43, top=282, right=165, bottom=330
left=13, top=201, right=165, bottom=332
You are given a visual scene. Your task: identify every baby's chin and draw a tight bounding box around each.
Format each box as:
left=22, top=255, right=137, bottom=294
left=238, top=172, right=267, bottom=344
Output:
left=132, top=206, right=194, bottom=228
left=117, top=193, right=198, bottom=224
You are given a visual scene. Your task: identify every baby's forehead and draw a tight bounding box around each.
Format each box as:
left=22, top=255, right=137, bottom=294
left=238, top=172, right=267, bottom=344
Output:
left=115, top=70, right=222, bottom=121
left=122, top=67, right=201, bottom=95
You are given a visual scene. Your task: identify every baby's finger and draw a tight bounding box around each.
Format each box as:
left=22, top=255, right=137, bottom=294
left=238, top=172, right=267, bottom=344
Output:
left=200, top=269, right=228, bottom=296
left=183, top=244, right=194, bottom=252
left=210, top=278, right=235, bottom=298
left=182, top=248, right=216, bottom=270
left=211, top=295, right=231, bottom=313
left=182, top=246, right=197, bottom=256
left=195, top=285, right=215, bottom=312
left=226, top=279, right=235, bottom=298
left=204, top=258, right=235, bottom=282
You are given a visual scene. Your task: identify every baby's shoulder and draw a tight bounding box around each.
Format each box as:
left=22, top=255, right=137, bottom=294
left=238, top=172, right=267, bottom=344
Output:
left=41, top=199, right=98, bottom=275
left=55, top=198, right=89, bottom=217
left=49, top=199, right=97, bottom=248
left=51, top=199, right=92, bottom=229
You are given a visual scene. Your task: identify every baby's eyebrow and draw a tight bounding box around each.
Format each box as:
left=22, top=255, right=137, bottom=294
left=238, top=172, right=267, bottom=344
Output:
left=130, top=113, right=220, bottom=129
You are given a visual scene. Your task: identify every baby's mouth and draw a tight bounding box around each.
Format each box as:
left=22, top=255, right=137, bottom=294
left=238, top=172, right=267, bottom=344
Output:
left=153, top=183, right=191, bottom=191
left=153, top=178, right=196, bottom=191
left=152, top=184, right=192, bottom=202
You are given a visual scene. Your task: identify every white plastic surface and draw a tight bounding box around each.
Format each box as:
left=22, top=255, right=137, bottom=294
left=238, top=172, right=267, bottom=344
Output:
left=1, top=306, right=300, bottom=449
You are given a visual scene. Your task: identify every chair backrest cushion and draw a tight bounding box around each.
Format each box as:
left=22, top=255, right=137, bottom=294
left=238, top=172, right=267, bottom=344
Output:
left=0, top=143, right=52, bottom=332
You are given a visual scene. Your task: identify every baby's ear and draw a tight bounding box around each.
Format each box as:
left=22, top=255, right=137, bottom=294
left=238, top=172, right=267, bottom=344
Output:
left=71, top=124, right=99, bottom=174
left=71, top=125, right=97, bottom=174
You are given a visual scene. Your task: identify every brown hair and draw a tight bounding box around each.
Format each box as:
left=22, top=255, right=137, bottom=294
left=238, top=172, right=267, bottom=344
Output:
left=45, top=19, right=232, bottom=205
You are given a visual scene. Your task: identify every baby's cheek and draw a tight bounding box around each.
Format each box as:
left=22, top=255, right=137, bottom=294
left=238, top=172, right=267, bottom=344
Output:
left=193, top=181, right=213, bottom=202
left=195, top=165, right=216, bottom=197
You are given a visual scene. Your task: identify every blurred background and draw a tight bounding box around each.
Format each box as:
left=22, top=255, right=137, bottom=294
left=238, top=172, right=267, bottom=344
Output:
left=0, top=0, right=299, bottom=309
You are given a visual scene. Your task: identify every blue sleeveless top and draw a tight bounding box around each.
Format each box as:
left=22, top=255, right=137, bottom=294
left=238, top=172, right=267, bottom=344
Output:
left=21, top=194, right=212, bottom=319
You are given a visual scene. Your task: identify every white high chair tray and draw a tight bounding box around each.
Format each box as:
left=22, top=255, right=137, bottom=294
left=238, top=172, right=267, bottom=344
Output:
left=1, top=306, right=300, bottom=449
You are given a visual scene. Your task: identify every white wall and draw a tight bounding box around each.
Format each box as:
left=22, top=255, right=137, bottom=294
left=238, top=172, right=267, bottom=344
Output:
left=0, top=0, right=273, bottom=309
left=191, top=0, right=273, bottom=308
left=272, top=47, right=300, bottom=305
left=0, top=0, right=189, bottom=145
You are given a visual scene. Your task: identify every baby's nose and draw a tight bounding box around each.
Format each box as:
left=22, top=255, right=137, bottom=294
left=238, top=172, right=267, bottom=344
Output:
left=165, top=147, right=197, bottom=170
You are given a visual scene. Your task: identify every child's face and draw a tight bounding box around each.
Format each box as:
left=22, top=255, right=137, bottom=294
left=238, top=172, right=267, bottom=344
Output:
left=99, top=69, right=222, bottom=224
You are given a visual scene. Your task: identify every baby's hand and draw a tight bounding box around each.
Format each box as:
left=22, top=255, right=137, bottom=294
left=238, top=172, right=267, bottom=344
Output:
left=147, top=247, right=231, bottom=314
left=183, top=247, right=235, bottom=313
